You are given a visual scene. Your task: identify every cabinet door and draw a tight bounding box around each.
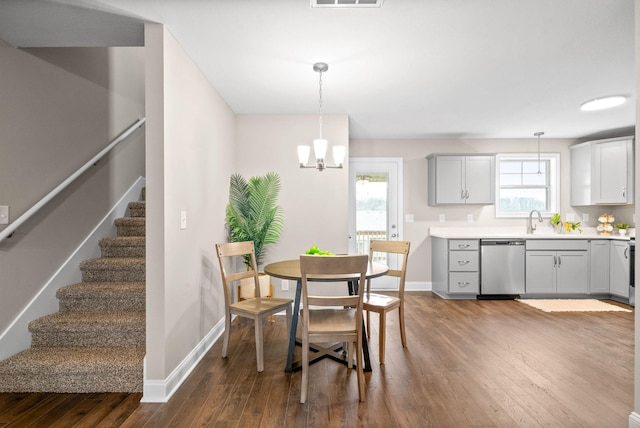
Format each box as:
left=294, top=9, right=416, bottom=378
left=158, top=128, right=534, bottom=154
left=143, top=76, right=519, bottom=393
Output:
left=589, top=240, right=610, bottom=293
left=435, top=156, right=465, bottom=204
left=610, top=241, right=630, bottom=298
left=525, top=251, right=556, bottom=294
left=593, top=140, right=630, bottom=204
left=465, top=156, right=495, bottom=204
left=556, top=251, right=589, bottom=294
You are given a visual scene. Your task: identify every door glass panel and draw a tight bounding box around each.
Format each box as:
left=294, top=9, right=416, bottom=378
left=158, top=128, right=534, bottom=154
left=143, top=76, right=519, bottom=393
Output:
left=355, top=174, right=388, bottom=263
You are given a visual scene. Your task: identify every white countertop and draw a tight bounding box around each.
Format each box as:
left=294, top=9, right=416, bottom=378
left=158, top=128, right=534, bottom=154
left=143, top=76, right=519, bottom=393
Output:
left=429, top=226, right=634, bottom=240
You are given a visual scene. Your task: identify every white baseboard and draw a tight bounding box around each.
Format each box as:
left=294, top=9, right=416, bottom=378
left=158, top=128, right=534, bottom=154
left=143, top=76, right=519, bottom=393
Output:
left=630, top=411, right=640, bottom=428
left=0, top=177, right=146, bottom=360
left=141, top=317, right=225, bottom=403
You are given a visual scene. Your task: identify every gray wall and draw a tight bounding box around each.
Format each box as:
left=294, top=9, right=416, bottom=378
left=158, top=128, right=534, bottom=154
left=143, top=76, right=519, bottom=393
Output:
left=0, top=40, right=145, bottom=333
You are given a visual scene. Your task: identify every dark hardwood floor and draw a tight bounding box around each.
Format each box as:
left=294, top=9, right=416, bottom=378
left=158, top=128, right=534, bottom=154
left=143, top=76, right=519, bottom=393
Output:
left=0, top=292, right=634, bottom=427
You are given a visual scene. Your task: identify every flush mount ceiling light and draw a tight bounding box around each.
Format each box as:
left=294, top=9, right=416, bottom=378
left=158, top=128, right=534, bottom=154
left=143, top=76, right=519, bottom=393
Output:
left=580, top=95, right=627, bottom=111
left=297, top=63, right=346, bottom=172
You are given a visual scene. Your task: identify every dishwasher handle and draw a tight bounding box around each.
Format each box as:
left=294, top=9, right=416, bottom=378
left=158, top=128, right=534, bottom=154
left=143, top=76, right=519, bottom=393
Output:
left=481, top=240, right=525, bottom=246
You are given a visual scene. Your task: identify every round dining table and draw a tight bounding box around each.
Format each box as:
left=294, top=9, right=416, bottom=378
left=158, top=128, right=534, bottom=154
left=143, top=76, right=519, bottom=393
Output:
left=264, top=259, right=389, bottom=373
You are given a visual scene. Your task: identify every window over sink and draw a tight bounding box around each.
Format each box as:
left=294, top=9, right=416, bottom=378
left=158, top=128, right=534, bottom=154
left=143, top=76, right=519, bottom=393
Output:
left=495, top=153, right=559, bottom=218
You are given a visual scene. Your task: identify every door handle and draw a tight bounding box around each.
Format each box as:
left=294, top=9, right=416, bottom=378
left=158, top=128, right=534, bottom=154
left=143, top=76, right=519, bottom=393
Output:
left=391, top=233, right=397, bottom=238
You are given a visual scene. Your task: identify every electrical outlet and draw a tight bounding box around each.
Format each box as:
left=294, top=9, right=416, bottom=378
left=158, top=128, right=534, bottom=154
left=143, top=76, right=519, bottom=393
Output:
left=582, top=213, right=589, bottom=222
left=439, top=214, right=445, bottom=222
left=467, top=214, right=473, bottom=222
left=281, top=280, right=289, bottom=291
left=405, top=214, right=414, bottom=223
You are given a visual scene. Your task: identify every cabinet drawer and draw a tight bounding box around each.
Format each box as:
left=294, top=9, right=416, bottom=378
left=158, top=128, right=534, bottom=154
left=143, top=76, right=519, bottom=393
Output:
left=449, top=239, right=479, bottom=251
left=449, top=250, right=479, bottom=271
left=449, top=272, right=479, bottom=293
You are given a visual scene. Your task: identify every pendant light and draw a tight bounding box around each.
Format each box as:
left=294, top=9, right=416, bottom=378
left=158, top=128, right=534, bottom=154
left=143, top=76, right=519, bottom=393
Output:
left=534, top=131, right=544, bottom=174
left=297, top=62, right=346, bottom=171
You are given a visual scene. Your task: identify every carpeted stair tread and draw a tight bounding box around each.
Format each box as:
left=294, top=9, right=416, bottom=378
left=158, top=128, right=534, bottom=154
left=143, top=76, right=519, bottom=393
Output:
left=128, top=201, right=146, bottom=218
left=0, top=347, right=144, bottom=393
left=115, top=217, right=145, bottom=237
left=29, top=311, right=145, bottom=348
left=99, top=236, right=145, bottom=258
left=80, top=257, right=145, bottom=282
left=57, top=282, right=145, bottom=312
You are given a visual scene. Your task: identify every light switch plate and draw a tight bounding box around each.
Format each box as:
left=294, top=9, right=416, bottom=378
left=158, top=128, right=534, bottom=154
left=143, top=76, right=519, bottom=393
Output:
left=405, top=214, right=414, bottom=223
left=439, top=214, right=445, bottom=222
left=0, top=206, right=8, bottom=225
left=582, top=213, right=589, bottom=222
left=180, top=210, right=187, bottom=230
left=281, top=280, right=289, bottom=291
left=467, top=214, right=473, bottom=222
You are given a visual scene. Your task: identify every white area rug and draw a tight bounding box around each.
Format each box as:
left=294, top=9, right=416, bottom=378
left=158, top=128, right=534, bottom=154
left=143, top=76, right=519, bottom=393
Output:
left=516, top=299, right=632, bottom=313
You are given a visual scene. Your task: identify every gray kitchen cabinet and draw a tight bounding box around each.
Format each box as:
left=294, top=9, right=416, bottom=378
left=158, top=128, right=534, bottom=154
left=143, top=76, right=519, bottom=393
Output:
left=432, top=237, right=479, bottom=298
left=589, top=240, right=610, bottom=294
left=610, top=240, right=630, bottom=298
left=570, top=136, right=634, bottom=206
left=525, top=240, right=589, bottom=295
left=427, top=154, right=495, bottom=205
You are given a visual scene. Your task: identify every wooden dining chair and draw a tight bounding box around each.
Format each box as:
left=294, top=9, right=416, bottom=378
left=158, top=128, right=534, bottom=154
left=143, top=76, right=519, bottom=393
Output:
left=364, top=240, right=410, bottom=364
left=299, top=254, right=369, bottom=404
left=215, top=241, right=292, bottom=372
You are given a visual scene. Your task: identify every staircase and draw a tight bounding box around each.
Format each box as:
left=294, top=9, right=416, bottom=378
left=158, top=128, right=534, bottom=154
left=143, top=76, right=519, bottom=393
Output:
left=0, top=192, right=146, bottom=393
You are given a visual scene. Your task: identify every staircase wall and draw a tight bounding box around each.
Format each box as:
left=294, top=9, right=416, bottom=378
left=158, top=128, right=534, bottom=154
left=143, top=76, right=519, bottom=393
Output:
left=0, top=41, right=145, bottom=334
left=0, top=177, right=146, bottom=360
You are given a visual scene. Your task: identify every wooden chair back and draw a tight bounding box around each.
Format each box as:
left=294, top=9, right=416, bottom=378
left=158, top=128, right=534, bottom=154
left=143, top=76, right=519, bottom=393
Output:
left=368, top=240, right=410, bottom=294
left=216, top=241, right=262, bottom=310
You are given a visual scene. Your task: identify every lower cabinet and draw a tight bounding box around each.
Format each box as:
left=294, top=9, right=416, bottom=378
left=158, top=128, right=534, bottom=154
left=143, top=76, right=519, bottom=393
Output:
left=525, top=240, right=589, bottom=295
left=610, top=240, right=631, bottom=298
left=589, top=240, right=610, bottom=293
left=432, top=237, right=479, bottom=298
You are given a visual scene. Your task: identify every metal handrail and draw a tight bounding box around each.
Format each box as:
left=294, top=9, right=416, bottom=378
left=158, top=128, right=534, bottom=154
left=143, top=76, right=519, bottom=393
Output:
left=0, top=117, right=146, bottom=243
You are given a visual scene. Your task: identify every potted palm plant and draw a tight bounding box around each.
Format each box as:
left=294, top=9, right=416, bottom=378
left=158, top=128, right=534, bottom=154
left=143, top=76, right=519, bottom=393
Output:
left=225, top=172, right=285, bottom=299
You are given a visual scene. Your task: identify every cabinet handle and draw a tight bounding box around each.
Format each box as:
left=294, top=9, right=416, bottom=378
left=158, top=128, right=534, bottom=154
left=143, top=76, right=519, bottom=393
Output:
left=623, top=187, right=626, bottom=198
left=458, top=260, right=470, bottom=265
left=558, top=256, right=561, bottom=267
left=465, top=189, right=470, bottom=199
left=461, top=189, right=465, bottom=200
left=553, top=256, right=557, bottom=267
left=458, top=244, right=470, bottom=249
left=624, top=247, right=629, bottom=259
left=457, top=281, right=470, bottom=287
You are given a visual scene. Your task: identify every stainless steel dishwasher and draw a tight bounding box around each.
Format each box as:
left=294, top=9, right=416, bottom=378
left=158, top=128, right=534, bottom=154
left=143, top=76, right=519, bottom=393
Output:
left=479, top=239, right=525, bottom=298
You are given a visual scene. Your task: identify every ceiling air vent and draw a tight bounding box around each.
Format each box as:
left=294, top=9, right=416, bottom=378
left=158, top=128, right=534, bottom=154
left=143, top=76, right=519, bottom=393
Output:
left=311, top=0, right=383, bottom=8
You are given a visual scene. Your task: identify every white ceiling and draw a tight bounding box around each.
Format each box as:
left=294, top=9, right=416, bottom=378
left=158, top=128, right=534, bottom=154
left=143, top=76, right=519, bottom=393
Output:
left=0, top=0, right=634, bottom=140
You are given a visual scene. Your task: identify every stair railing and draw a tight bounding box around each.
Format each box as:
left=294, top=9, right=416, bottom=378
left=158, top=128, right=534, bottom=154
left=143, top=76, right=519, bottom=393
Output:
left=0, top=117, right=146, bottom=243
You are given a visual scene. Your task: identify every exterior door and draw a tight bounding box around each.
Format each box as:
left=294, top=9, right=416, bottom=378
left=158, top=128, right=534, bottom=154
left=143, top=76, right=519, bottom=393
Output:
left=349, top=158, right=403, bottom=290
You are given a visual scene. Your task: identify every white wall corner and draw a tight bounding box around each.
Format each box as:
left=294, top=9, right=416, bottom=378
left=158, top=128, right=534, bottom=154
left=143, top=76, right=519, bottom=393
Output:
left=629, top=411, right=640, bottom=428
left=0, top=177, right=146, bottom=361
left=141, top=317, right=225, bottom=403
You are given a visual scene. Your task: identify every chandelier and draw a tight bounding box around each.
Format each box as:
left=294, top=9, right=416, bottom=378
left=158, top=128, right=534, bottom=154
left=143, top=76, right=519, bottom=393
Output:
left=297, top=62, right=346, bottom=171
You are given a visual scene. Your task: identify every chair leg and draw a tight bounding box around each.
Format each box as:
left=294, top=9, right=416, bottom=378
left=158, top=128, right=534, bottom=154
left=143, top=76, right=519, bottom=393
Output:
left=356, top=336, right=365, bottom=401
left=399, top=304, right=407, bottom=348
left=255, top=316, right=264, bottom=372
left=222, top=311, right=231, bottom=358
left=379, top=311, right=386, bottom=364
left=366, top=310, right=371, bottom=338
left=301, top=331, right=309, bottom=403
left=285, top=305, right=292, bottom=332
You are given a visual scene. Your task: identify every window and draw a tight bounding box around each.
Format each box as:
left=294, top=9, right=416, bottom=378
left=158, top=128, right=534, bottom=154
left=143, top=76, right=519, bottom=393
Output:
left=495, top=153, right=559, bottom=218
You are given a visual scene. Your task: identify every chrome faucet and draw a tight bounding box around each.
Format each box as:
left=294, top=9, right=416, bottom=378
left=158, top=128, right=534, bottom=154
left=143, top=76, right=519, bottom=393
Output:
left=527, top=210, right=543, bottom=234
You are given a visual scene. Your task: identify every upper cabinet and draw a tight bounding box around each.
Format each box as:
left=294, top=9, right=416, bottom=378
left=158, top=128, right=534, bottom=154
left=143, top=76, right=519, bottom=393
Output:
left=427, top=154, right=495, bottom=205
left=570, top=136, right=634, bottom=206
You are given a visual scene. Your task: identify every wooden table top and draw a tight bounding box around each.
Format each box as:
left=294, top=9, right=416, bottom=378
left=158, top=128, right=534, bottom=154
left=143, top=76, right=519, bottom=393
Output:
left=264, top=259, right=388, bottom=282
